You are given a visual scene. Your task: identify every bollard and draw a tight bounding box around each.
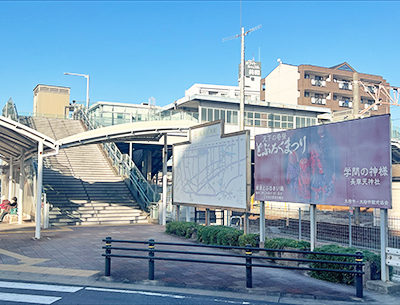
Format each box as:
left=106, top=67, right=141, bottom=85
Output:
left=355, top=251, right=363, bottom=298
left=245, top=244, right=252, bottom=288
left=148, top=239, right=155, bottom=280
left=105, top=237, right=112, bottom=276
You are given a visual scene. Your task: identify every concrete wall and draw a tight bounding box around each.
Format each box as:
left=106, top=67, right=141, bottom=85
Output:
left=265, top=64, right=299, bottom=105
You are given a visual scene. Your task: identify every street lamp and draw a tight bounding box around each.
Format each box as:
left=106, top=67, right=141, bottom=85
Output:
left=63, top=72, right=90, bottom=110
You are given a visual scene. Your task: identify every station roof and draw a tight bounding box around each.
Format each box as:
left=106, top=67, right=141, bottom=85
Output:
left=0, top=116, right=57, bottom=163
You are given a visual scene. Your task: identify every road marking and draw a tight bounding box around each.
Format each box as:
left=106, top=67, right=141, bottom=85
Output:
left=0, top=292, right=61, bottom=304
left=0, top=248, right=99, bottom=277
left=0, top=281, right=83, bottom=293
left=85, top=287, right=186, bottom=299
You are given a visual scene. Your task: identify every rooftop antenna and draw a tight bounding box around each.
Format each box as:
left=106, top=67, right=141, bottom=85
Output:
left=223, top=24, right=261, bottom=131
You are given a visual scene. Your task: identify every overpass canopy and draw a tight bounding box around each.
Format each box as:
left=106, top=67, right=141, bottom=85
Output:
left=56, top=120, right=196, bottom=149
left=0, top=116, right=57, bottom=163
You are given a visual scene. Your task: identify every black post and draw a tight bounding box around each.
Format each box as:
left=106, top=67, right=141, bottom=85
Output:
left=355, top=251, right=363, bottom=298
left=105, top=236, right=112, bottom=276
left=149, top=239, right=155, bottom=280
left=245, top=244, right=252, bottom=288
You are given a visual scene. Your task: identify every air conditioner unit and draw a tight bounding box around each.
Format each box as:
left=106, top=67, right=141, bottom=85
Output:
left=311, top=79, right=316, bottom=85
left=339, top=101, right=343, bottom=106
left=374, top=105, right=378, bottom=111
left=311, top=97, right=316, bottom=104
left=349, top=102, right=353, bottom=108
left=322, top=99, right=326, bottom=105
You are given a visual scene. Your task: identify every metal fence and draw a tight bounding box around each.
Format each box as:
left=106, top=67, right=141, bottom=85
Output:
left=248, top=207, right=400, bottom=251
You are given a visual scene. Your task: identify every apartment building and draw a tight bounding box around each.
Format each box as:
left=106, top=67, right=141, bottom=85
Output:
left=261, top=62, right=390, bottom=115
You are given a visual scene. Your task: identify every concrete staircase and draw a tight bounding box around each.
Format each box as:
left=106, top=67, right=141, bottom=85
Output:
left=28, top=117, right=149, bottom=226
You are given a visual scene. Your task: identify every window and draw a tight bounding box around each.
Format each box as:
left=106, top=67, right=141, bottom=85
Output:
left=333, top=95, right=337, bottom=100
left=220, top=110, right=225, bottom=121
left=226, top=111, right=231, bottom=123
left=304, top=92, right=310, bottom=97
left=232, top=111, right=238, bottom=124
left=207, top=109, right=213, bottom=121
left=209, top=91, right=218, bottom=96
left=201, top=108, right=207, bottom=122
left=305, top=74, right=310, bottom=79
left=214, top=109, right=220, bottom=120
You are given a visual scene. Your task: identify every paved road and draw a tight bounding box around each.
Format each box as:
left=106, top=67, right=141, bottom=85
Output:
left=0, top=222, right=399, bottom=305
left=0, top=280, right=278, bottom=305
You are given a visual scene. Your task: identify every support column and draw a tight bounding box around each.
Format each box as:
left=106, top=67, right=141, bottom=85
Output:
left=310, top=204, right=317, bottom=251
left=186, top=206, right=191, bottom=222
left=205, top=209, right=210, bottom=226
left=18, top=150, right=25, bottom=224
left=161, top=134, right=167, bottom=226
left=380, top=208, right=389, bottom=282
left=35, top=141, right=43, bottom=239
left=8, top=156, right=13, bottom=200
left=259, top=201, right=265, bottom=248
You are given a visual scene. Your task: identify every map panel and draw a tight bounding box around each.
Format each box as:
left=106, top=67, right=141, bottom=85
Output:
left=173, top=122, right=247, bottom=209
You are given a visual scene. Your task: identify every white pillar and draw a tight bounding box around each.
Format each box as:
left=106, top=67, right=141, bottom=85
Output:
left=35, top=141, right=43, bottom=239
left=161, top=134, right=167, bottom=226
left=260, top=201, right=265, bottom=248
left=310, top=204, right=317, bottom=251
left=18, top=150, right=25, bottom=224
left=186, top=206, right=191, bottom=222
left=8, top=156, right=13, bottom=200
left=380, top=208, right=389, bottom=282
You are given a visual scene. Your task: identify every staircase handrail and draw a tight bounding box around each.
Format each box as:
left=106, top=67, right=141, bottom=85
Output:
left=75, top=108, right=158, bottom=209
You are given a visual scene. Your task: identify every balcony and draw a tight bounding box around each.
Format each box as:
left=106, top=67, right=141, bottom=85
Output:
left=311, top=79, right=326, bottom=87
left=338, top=81, right=352, bottom=90
left=311, top=97, right=326, bottom=105
left=339, top=100, right=352, bottom=108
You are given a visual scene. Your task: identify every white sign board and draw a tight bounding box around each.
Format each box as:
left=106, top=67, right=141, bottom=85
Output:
left=173, top=121, right=248, bottom=210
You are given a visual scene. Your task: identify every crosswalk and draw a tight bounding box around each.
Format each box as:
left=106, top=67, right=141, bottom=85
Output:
left=0, top=281, right=83, bottom=304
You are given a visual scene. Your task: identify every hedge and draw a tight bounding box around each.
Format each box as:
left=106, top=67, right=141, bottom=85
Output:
left=307, top=244, right=389, bottom=284
left=165, top=221, right=198, bottom=239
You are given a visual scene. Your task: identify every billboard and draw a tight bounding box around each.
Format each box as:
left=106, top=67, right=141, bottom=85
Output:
left=173, top=121, right=249, bottom=210
left=254, top=115, right=391, bottom=209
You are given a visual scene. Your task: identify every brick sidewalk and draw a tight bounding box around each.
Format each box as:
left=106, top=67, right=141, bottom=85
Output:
left=0, top=222, right=390, bottom=303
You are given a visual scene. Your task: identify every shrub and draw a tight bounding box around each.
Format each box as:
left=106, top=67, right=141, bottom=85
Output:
left=238, top=233, right=260, bottom=247
left=264, top=238, right=310, bottom=250
left=197, top=225, right=243, bottom=246
left=307, top=244, right=389, bottom=285
left=165, top=221, right=198, bottom=238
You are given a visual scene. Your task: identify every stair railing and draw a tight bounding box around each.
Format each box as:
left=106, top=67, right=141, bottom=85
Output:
left=75, top=108, right=158, bottom=210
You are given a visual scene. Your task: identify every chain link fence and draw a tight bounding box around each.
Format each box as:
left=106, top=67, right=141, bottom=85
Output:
left=249, top=206, right=400, bottom=251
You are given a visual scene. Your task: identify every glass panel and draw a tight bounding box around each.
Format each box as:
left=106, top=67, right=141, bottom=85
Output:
left=282, top=122, right=287, bottom=128
left=227, top=111, right=232, bottom=123
left=248, top=112, right=254, bottom=118
left=268, top=121, right=274, bottom=128
left=301, top=117, right=305, bottom=127
left=282, top=115, right=287, bottom=121
left=296, top=117, right=300, bottom=128
left=208, top=109, right=213, bottom=122
left=214, top=109, right=220, bottom=120
left=255, top=113, right=260, bottom=119
left=307, top=118, right=311, bottom=126
left=288, top=122, right=293, bottom=129
left=255, top=120, right=261, bottom=126
left=274, top=121, right=280, bottom=128
left=268, top=114, right=273, bottom=120
left=221, top=110, right=225, bottom=121
left=288, top=116, right=294, bottom=122
left=232, top=111, right=238, bottom=124
left=274, top=114, right=280, bottom=121
left=201, top=108, right=207, bottom=122
left=261, top=113, right=268, bottom=119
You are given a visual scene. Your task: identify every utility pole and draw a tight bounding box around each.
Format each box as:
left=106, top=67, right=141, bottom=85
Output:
left=223, top=24, right=261, bottom=130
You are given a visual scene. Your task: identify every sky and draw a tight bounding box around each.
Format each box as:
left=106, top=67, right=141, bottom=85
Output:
left=1, top=1, right=400, bottom=125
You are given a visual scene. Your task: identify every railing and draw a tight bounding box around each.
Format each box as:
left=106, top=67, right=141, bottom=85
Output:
left=75, top=108, right=159, bottom=209
left=90, top=109, right=199, bottom=128
left=102, top=237, right=365, bottom=298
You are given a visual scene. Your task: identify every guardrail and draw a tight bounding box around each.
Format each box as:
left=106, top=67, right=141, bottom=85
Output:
left=102, top=237, right=365, bottom=298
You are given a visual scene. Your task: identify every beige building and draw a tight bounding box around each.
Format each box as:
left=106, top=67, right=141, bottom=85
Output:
left=261, top=62, right=390, bottom=116
left=33, top=84, right=70, bottom=117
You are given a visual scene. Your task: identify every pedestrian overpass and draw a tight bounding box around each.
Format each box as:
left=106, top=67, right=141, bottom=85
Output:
left=0, top=114, right=196, bottom=239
